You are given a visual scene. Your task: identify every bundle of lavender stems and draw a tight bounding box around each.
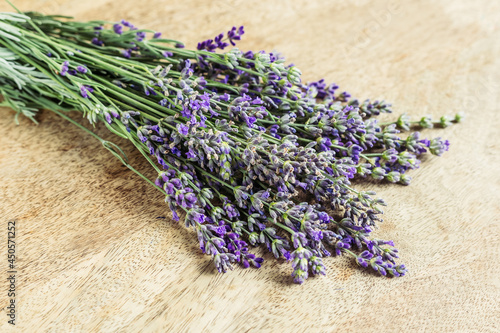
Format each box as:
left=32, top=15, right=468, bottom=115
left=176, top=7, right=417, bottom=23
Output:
left=0, top=11, right=461, bottom=283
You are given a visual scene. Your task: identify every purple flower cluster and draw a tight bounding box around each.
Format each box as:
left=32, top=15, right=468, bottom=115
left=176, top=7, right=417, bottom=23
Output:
left=88, top=20, right=458, bottom=282
left=59, top=61, right=89, bottom=77
left=197, top=26, right=244, bottom=52
left=20, top=14, right=461, bottom=283
left=79, top=85, right=93, bottom=98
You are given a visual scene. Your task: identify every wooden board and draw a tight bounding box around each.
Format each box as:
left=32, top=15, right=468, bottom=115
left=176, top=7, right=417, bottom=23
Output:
left=0, top=0, right=499, bottom=331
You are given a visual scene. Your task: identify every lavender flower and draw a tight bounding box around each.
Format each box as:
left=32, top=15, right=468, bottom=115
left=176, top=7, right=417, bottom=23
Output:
left=0, top=12, right=460, bottom=284
left=76, top=66, right=87, bottom=74
left=136, top=31, right=146, bottom=42
left=291, top=246, right=313, bottom=284
left=227, top=26, right=244, bottom=46
left=113, top=23, right=123, bottom=35
left=59, top=61, right=69, bottom=76
left=91, top=37, right=103, bottom=46
left=80, top=85, right=94, bottom=98
left=429, top=137, right=450, bottom=156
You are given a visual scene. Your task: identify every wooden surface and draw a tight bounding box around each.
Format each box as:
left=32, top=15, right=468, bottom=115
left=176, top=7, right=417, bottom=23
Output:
left=1, top=0, right=499, bottom=332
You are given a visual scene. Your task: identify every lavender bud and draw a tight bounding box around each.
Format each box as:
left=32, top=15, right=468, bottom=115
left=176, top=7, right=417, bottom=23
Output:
left=419, top=116, right=433, bottom=128
left=396, top=113, right=411, bottom=131
left=439, top=116, right=452, bottom=128
left=371, top=167, right=386, bottom=180
left=385, top=171, right=401, bottom=183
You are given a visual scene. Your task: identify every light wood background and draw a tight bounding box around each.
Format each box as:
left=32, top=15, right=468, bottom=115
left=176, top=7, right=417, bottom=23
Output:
left=0, top=0, right=499, bottom=332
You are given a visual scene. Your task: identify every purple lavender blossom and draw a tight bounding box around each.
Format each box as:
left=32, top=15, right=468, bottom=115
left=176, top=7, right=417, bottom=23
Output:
left=290, top=246, right=312, bottom=284
left=162, top=51, right=173, bottom=58
left=177, top=124, right=189, bottom=136
left=104, top=112, right=112, bottom=124
left=136, top=31, right=146, bottom=42
left=76, top=66, right=87, bottom=74
left=227, top=26, right=244, bottom=46
left=113, top=23, right=123, bottom=35
left=21, top=17, right=457, bottom=284
left=197, top=26, right=244, bottom=52
left=429, top=137, right=450, bottom=156
left=91, top=38, right=103, bottom=46
left=79, top=85, right=94, bottom=98
left=59, top=61, right=69, bottom=76
left=122, top=49, right=132, bottom=58
left=120, top=19, right=133, bottom=28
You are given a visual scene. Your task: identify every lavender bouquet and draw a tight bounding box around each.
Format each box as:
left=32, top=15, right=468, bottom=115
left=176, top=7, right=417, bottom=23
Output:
left=0, top=10, right=461, bottom=283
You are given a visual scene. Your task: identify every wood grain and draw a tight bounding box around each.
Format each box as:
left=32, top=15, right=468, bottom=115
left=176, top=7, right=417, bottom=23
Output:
left=0, top=0, right=499, bottom=332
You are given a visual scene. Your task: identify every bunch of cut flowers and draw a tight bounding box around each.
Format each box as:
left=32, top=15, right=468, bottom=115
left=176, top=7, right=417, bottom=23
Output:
left=0, top=10, right=461, bottom=283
